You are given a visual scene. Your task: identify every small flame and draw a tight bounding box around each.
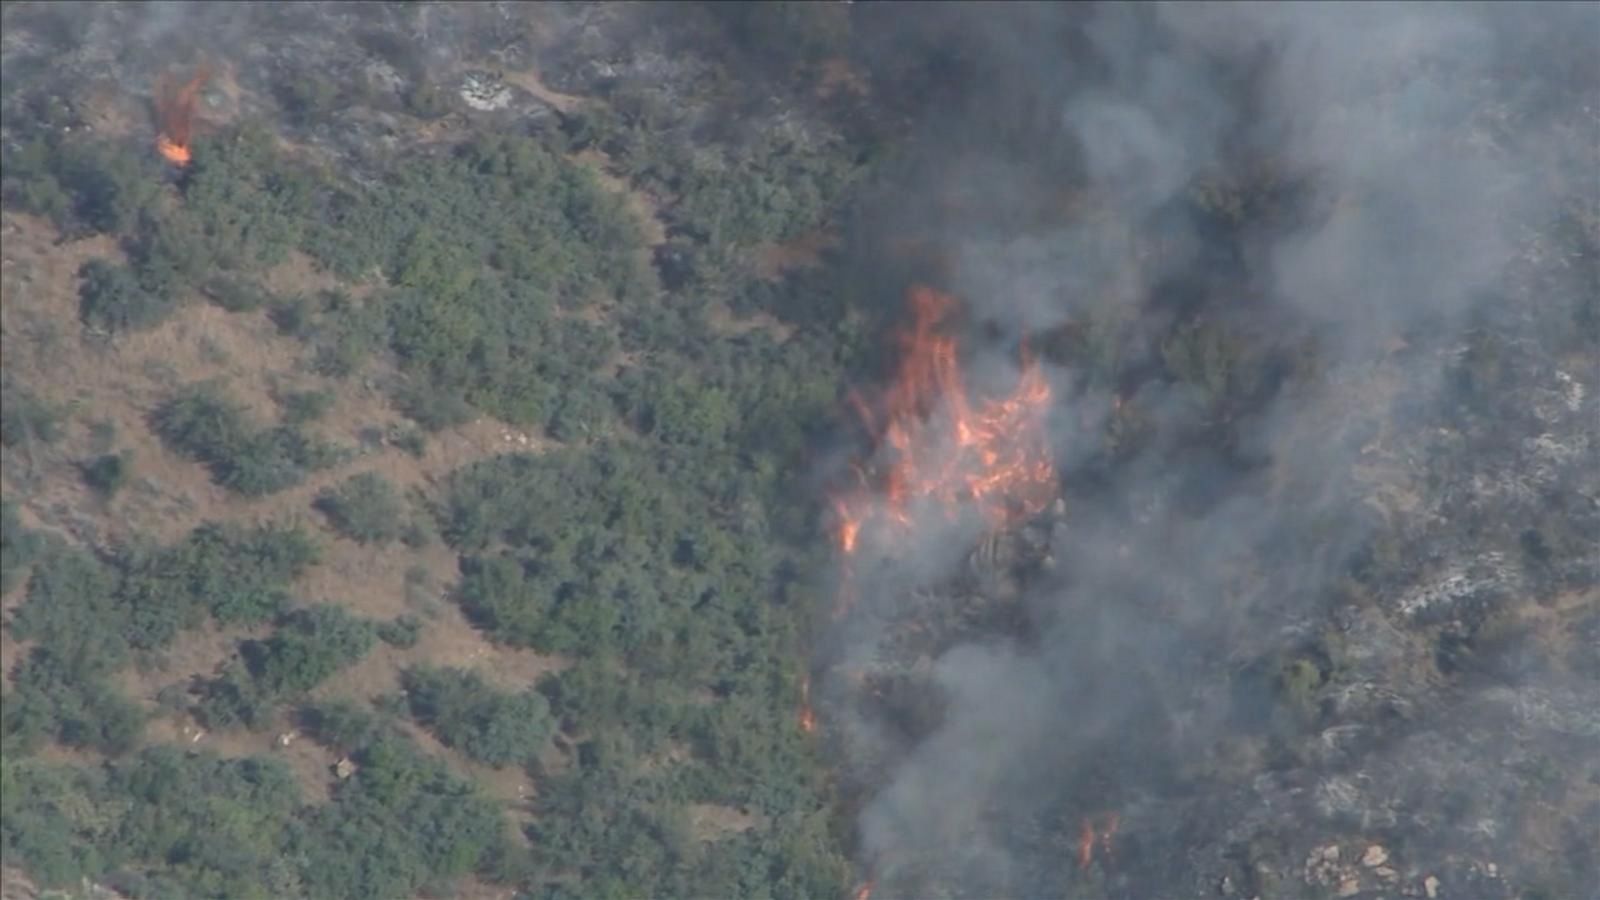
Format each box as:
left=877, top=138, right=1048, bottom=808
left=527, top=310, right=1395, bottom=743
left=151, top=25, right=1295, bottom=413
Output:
left=799, top=676, right=817, bottom=733
left=1078, top=812, right=1120, bottom=871
left=155, top=135, right=191, bottom=167
left=852, top=879, right=875, bottom=900
left=154, top=63, right=210, bottom=167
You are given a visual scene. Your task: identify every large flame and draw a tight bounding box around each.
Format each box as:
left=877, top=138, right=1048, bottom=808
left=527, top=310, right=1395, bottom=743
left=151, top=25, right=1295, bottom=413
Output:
left=829, top=285, right=1057, bottom=618
left=823, top=286, right=1059, bottom=897
left=154, top=63, right=210, bottom=167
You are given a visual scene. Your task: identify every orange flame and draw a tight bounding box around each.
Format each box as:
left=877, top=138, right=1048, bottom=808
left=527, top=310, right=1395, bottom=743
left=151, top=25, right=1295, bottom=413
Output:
left=852, top=879, right=875, bottom=900
left=829, top=286, right=1057, bottom=618
left=1078, top=812, right=1120, bottom=871
left=799, top=676, right=817, bottom=734
left=154, top=63, right=210, bottom=167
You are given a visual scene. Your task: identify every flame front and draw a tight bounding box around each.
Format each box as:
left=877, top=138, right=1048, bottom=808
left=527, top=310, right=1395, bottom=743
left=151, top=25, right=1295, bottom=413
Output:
left=154, top=64, right=210, bottom=167
left=830, top=285, right=1057, bottom=618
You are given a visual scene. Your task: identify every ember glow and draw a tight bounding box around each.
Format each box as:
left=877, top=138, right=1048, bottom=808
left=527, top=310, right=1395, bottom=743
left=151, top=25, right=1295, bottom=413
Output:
left=829, top=285, right=1057, bottom=617
left=799, top=676, right=817, bottom=734
left=851, top=879, right=875, bottom=900
left=1077, top=812, right=1120, bottom=870
left=154, top=63, right=210, bottom=167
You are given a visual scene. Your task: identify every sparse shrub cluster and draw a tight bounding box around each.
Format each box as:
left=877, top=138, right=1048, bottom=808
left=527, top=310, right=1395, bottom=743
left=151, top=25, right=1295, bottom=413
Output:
left=0, top=376, right=63, bottom=448
left=400, top=666, right=553, bottom=766
left=316, top=472, right=407, bottom=545
left=153, top=381, right=344, bottom=495
left=196, top=604, right=378, bottom=730
left=77, top=259, right=176, bottom=333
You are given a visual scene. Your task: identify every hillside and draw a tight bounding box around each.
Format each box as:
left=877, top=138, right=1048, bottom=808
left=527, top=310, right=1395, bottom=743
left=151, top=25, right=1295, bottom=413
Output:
left=2, top=4, right=1596, bottom=900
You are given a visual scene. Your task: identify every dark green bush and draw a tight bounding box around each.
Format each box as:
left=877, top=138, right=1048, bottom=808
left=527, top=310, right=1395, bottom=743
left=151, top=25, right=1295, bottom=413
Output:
left=0, top=378, right=62, bottom=448
left=377, top=616, right=422, bottom=649
left=400, top=666, right=553, bottom=767
left=78, top=259, right=176, bottom=333
left=279, top=388, right=336, bottom=425
left=153, top=382, right=342, bottom=495
left=81, top=451, right=130, bottom=497
left=198, top=605, right=378, bottom=730
left=316, top=472, right=407, bottom=544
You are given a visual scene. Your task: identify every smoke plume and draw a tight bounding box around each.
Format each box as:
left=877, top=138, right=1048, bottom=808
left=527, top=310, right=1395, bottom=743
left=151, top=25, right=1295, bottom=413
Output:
left=819, top=3, right=1598, bottom=898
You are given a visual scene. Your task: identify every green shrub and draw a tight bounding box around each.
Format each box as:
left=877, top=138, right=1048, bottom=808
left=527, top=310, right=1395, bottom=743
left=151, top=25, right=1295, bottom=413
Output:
left=6, top=648, right=145, bottom=755
left=400, top=666, right=553, bottom=766
left=298, top=699, right=381, bottom=753
left=1, top=501, right=47, bottom=594
left=0, top=378, right=62, bottom=447
left=377, top=616, right=423, bottom=649
left=280, top=388, right=336, bottom=425
left=198, top=605, right=377, bottom=730
left=78, top=259, right=176, bottom=333
left=202, top=276, right=274, bottom=313
left=154, top=382, right=342, bottom=495
left=316, top=472, right=407, bottom=545
left=81, top=452, right=130, bottom=497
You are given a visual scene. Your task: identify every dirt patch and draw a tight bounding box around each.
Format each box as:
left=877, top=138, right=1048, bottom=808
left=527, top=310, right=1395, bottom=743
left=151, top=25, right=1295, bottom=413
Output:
left=141, top=716, right=340, bottom=805
left=704, top=301, right=795, bottom=343
left=572, top=148, right=669, bottom=249
left=816, top=57, right=870, bottom=101
left=496, top=67, right=588, bottom=115
left=754, top=229, right=836, bottom=281
left=688, top=803, right=766, bottom=842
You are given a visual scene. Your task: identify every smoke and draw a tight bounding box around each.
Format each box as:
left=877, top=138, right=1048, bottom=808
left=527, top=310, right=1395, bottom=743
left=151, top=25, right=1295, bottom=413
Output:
left=822, top=2, right=1597, bottom=897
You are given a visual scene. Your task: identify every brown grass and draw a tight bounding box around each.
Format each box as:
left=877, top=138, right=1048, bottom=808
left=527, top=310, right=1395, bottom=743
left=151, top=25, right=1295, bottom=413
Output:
left=0, top=210, right=573, bottom=803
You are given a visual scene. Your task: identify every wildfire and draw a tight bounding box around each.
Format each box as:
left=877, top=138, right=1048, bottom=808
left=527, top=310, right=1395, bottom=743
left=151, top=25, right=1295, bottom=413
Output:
left=1078, top=812, right=1120, bottom=870
left=829, top=285, right=1057, bottom=617
left=799, top=676, right=817, bottom=734
left=851, top=879, right=875, bottom=900
left=154, top=63, right=210, bottom=167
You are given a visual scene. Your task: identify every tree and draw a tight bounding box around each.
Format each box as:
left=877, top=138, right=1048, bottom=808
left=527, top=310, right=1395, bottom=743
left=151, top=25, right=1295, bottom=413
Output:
left=400, top=666, right=554, bottom=767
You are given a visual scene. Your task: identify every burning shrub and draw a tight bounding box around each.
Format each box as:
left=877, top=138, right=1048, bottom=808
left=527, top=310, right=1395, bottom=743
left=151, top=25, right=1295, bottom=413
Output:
left=153, top=63, right=210, bottom=167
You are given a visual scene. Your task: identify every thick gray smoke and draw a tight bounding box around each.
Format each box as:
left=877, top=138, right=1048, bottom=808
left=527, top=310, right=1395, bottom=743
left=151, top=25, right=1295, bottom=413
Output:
left=822, top=3, right=1598, bottom=898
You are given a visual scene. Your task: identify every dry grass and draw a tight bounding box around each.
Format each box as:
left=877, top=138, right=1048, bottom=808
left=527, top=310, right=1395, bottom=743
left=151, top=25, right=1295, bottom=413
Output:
left=0, top=210, right=569, bottom=802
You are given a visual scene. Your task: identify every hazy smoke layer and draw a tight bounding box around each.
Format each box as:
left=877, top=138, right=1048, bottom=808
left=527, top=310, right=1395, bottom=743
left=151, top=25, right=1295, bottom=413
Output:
left=822, top=3, right=1597, bottom=898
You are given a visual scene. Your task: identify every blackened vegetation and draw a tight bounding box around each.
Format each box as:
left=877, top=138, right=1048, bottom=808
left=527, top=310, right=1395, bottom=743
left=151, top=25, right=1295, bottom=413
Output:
left=810, top=5, right=1599, bottom=900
